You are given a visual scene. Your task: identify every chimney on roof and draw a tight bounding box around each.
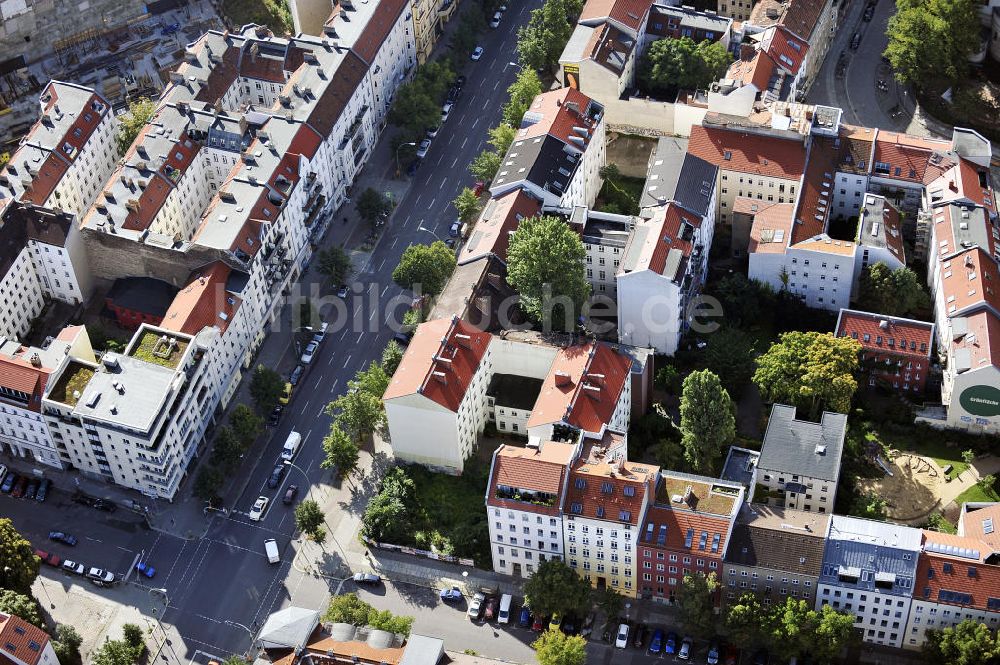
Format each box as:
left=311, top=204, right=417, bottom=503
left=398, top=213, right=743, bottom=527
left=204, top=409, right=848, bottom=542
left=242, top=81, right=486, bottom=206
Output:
left=683, top=484, right=694, bottom=506
left=587, top=373, right=605, bottom=386
left=554, top=371, right=573, bottom=387
left=583, top=384, right=601, bottom=399
left=29, top=353, right=41, bottom=368
left=432, top=371, right=448, bottom=385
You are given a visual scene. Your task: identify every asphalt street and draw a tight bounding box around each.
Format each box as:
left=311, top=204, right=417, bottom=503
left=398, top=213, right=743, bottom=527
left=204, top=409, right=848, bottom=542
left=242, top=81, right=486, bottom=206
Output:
left=1, top=2, right=540, bottom=662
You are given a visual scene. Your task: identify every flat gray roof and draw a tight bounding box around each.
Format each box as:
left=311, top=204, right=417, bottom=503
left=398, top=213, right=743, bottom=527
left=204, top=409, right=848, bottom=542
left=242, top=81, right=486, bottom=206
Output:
left=758, top=404, right=847, bottom=482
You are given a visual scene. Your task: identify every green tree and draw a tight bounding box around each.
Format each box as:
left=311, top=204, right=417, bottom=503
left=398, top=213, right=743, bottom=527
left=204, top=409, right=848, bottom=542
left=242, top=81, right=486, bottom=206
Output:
left=0, top=152, right=9, bottom=168
left=116, top=97, right=156, bottom=154
left=470, top=149, right=502, bottom=182
left=324, top=592, right=375, bottom=624
left=316, top=246, right=352, bottom=285
left=229, top=403, right=263, bottom=447
left=295, top=499, right=325, bottom=539
left=532, top=629, right=587, bottom=665
left=357, top=187, right=390, bottom=227
left=503, top=69, right=542, bottom=126
left=221, top=657, right=246, bottom=665
left=250, top=365, right=285, bottom=415
left=850, top=491, right=888, bottom=520
left=0, top=519, right=39, bottom=595
left=453, top=187, right=482, bottom=224
left=91, top=639, right=139, bottom=665
left=675, top=573, right=719, bottom=640
left=592, top=587, right=624, bottom=622
left=0, top=590, right=42, bottom=628
left=703, top=328, right=756, bottom=395
left=392, top=241, right=456, bottom=296
left=326, top=388, right=386, bottom=444
left=753, top=331, right=861, bottom=419
left=193, top=465, right=225, bottom=502
left=725, top=593, right=771, bottom=650
left=389, top=83, right=440, bottom=139
left=711, top=274, right=776, bottom=328
left=923, top=619, right=1000, bottom=665
left=361, top=467, right=416, bottom=542
left=961, top=449, right=976, bottom=478
left=884, top=0, right=979, bottom=89
left=655, top=365, right=680, bottom=393
left=858, top=263, right=929, bottom=316
left=679, top=370, right=735, bottom=475
left=640, top=37, right=732, bottom=94
left=222, top=0, right=292, bottom=35
left=321, top=425, right=360, bottom=481
left=382, top=341, right=404, bottom=376
left=209, top=426, right=244, bottom=470
left=507, top=215, right=590, bottom=331
left=516, top=0, right=579, bottom=71
left=978, top=474, right=997, bottom=495
left=354, top=361, right=391, bottom=399
left=488, top=123, right=517, bottom=158
left=811, top=604, right=857, bottom=663
left=367, top=610, right=414, bottom=636
left=121, top=624, right=146, bottom=656
left=53, top=624, right=84, bottom=665
left=523, top=559, right=593, bottom=618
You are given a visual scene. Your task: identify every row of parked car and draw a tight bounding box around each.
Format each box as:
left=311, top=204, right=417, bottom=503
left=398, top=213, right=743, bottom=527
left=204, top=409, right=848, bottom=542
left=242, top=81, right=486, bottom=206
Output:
left=35, top=546, right=116, bottom=586
left=0, top=465, right=52, bottom=501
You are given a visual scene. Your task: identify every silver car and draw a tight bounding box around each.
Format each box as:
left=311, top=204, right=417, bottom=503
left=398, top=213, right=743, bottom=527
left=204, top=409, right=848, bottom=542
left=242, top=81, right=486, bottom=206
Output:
left=416, top=138, right=432, bottom=159
left=467, top=592, right=485, bottom=619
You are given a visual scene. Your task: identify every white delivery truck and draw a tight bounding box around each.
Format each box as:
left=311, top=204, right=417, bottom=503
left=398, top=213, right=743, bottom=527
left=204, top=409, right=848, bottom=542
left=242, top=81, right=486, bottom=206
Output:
left=280, top=431, right=302, bottom=460
left=264, top=538, right=280, bottom=564
left=497, top=593, right=513, bottom=624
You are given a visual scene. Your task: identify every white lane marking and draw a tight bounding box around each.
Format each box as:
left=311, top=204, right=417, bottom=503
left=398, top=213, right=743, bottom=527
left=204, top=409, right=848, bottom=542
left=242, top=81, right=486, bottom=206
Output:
left=317, top=405, right=325, bottom=418
left=391, top=236, right=398, bottom=248
left=429, top=197, right=436, bottom=209
left=451, top=157, right=458, bottom=168
left=327, top=352, right=336, bottom=367
left=493, top=79, right=500, bottom=91
left=461, top=137, right=468, bottom=149
left=343, top=353, right=353, bottom=368
left=377, top=257, right=385, bottom=271
left=440, top=177, right=446, bottom=190
left=415, top=194, right=422, bottom=205
left=369, top=308, right=377, bottom=322
left=356, top=332, right=363, bottom=344
left=381, top=285, right=389, bottom=297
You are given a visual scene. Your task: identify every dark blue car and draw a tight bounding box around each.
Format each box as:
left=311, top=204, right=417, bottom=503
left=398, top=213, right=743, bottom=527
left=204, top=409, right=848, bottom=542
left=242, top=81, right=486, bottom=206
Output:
left=665, top=632, right=678, bottom=655
left=649, top=629, right=664, bottom=654
left=519, top=606, right=532, bottom=628
left=1, top=473, right=17, bottom=493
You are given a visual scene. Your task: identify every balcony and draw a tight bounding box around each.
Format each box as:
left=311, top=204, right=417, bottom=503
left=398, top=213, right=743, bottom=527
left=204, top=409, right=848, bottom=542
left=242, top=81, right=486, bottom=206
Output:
left=495, top=485, right=557, bottom=507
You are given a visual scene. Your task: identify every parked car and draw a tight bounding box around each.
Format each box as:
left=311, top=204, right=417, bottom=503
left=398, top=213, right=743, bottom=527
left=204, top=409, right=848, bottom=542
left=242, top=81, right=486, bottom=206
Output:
left=282, top=484, right=299, bottom=505
left=0, top=464, right=7, bottom=485
left=467, top=592, right=485, bottom=619
left=531, top=615, right=545, bottom=632
left=708, top=642, right=721, bottom=665
left=427, top=125, right=440, bottom=138
left=268, top=405, right=284, bottom=426
left=23, top=480, right=38, bottom=501
left=61, top=560, right=85, bottom=575
left=518, top=605, right=532, bottom=628
left=679, top=636, right=693, bottom=660
left=35, top=478, right=50, bottom=502
left=1, top=472, right=16, bottom=493
left=649, top=629, right=664, bottom=654
left=614, top=623, right=629, bottom=649
left=416, top=138, right=432, bottom=159
left=483, top=595, right=499, bottom=621
left=336, top=284, right=350, bottom=298
left=33, top=549, right=56, bottom=567
left=850, top=32, right=861, bottom=49
left=441, top=102, right=453, bottom=123
left=93, top=498, right=116, bottom=512
left=472, top=180, right=485, bottom=196
left=289, top=364, right=305, bottom=386
left=455, top=75, right=466, bottom=88
left=279, top=382, right=292, bottom=405
left=665, top=632, right=679, bottom=655
left=447, top=85, right=461, bottom=102
left=267, top=463, right=286, bottom=489
left=449, top=220, right=461, bottom=237
left=48, top=531, right=78, bottom=546
left=490, top=11, right=502, bottom=27
left=393, top=331, right=412, bottom=346
left=311, top=322, right=328, bottom=343
left=301, top=340, right=319, bottom=365
left=249, top=496, right=269, bottom=521
left=136, top=562, right=156, bottom=578
left=471, top=46, right=484, bottom=61
left=86, top=567, right=115, bottom=585
left=11, top=476, right=27, bottom=498
left=440, top=586, right=462, bottom=602
left=352, top=572, right=381, bottom=584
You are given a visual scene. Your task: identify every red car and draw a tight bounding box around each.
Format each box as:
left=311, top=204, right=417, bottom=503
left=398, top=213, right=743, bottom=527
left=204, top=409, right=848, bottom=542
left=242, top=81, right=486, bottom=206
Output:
left=724, top=645, right=739, bottom=665
left=472, top=180, right=485, bottom=196
left=483, top=596, right=499, bottom=621
left=11, top=476, right=27, bottom=498
left=33, top=549, right=61, bottom=567
left=531, top=615, right=545, bottom=632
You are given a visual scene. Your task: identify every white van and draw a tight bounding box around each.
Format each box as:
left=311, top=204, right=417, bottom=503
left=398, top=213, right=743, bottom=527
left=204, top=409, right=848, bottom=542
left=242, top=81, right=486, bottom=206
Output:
left=280, top=431, right=302, bottom=460
left=264, top=538, right=280, bottom=564
left=497, top=593, right=513, bottom=624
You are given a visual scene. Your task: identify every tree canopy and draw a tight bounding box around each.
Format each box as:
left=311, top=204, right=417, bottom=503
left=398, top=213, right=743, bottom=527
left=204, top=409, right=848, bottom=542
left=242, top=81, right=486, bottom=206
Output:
left=52, top=624, right=84, bottom=665
left=924, top=620, right=1000, bottom=665
left=753, top=331, right=861, bottom=419
left=726, top=594, right=855, bottom=663
left=326, top=387, right=386, bottom=444
left=295, top=499, right=326, bottom=540
left=503, top=69, right=543, bottom=126
left=640, top=37, right=731, bottom=95
left=857, top=262, right=929, bottom=316
left=116, top=97, right=156, bottom=154
left=0, top=519, right=39, bottom=594
left=361, top=467, right=417, bottom=543
left=250, top=364, right=285, bottom=415
left=0, top=590, right=42, bottom=628
left=321, top=424, right=361, bottom=481
left=316, top=246, right=352, bottom=285
left=470, top=149, right=503, bottom=182
left=382, top=341, right=404, bottom=376
left=516, top=0, right=581, bottom=71
left=702, top=327, right=757, bottom=396
left=357, top=188, right=390, bottom=226
left=533, top=629, right=587, bottom=665
left=388, top=60, right=454, bottom=139
left=392, top=241, right=456, bottom=296
left=507, top=215, right=590, bottom=331
left=523, top=559, right=593, bottom=618
left=679, top=370, right=735, bottom=475
left=324, top=593, right=415, bottom=636
left=453, top=187, right=482, bottom=225
left=884, top=0, right=979, bottom=89
left=675, top=573, right=719, bottom=640
left=229, top=403, right=263, bottom=447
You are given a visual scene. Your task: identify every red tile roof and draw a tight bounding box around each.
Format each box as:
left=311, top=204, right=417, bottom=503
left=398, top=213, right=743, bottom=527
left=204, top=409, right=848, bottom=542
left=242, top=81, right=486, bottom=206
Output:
left=950, top=310, right=1000, bottom=371
left=458, top=189, right=541, bottom=265
left=527, top=342, right=632, bottom=432
left=622, top=203, right=701, bottom=276
left=743, top=199, right=797, bottom=254
left=792, top=135, right=839, bottom=244
left=687, top=124, right=806, bottom=181
left=0, top=345, right=55, bottom=413
left=516, top=88, right=599, bottom=149
left=763, top=25, right=809, bottom=76
left=836, top=309, right=934, bottom=360
left=961, top=504, right=1000, bottom=549
left=726, top=46, right=775, bottom=91
left=162, top=262, right=240, bottom=336
left=641, top=504, right=732, bottom=555
left=939, top=247, right=1000, bottom=317
left=917, top=530, right=1000, bottom=612
left=872, top=131, right=947, bottom=184
left=579, top=0, right=653, bottom=32
left=352, top=0, right=410, bottom=63
left=565, top=455, right=658, bottom=526
left=383, top=318, right=493, bottom=412
left=0, top=612, right=50, bottom=665
left=487, top=442, right=577, bottom=516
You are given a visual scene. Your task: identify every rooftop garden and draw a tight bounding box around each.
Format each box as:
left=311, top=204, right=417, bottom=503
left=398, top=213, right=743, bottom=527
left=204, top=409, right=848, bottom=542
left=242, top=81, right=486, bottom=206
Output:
left=47, top=361, right=96, bottom=407
left=129, top=330, right=189, bottom=370
left=495, top=485, right=557, bottom=507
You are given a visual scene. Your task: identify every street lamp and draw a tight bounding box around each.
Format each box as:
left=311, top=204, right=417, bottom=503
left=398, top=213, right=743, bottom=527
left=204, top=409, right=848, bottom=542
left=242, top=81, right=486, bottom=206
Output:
left=506, top=61, right=523, bottom=71
left=395, top=142, right=417, bottom=178
left=282, top=459, right=310, bottom=486
left=417, top=226, right=445, bottom=242
left=225, top=620, right=256, bottom=658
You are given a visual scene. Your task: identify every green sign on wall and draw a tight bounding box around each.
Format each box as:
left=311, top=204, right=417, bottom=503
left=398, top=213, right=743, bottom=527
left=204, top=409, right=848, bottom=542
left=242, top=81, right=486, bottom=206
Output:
left=959, top=385, right=1000, bottom=418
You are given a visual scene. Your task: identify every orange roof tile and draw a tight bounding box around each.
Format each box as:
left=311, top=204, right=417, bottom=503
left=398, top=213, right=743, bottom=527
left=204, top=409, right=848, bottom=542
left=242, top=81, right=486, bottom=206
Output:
left=792, top=135, right=839, bottom=244
left=790, top=236, right=857, bottom=256
left=961, top=504, right=1000, bottom=549
left=527, top=342, right=632, bottom=432
left=162, top=263, right=240, bottom=336
left=458, top=189, right=541, bottom=265
left=565, top=457, right=658, bottom=525
left=743, top=199, right=797, bottom=254
left=383, top=318, right=493, bottom=411
left=917, top=530, right=1000, bottom=612
left=0, top=612, right=50, bottom=665
left=488, top=442, right=577, bottom=516
left=687, top=124, right=806, bottom=181
left=836, top=309, right=934, bottom=360
left=872, top=130, right=947, bottom=184
left=951, top=310, right=1000, bottom=371
left=642, top=504, right=732, bottom=555
left=939, top=247, right=1000, bottom=317
left=764, top=25, right=808, bottom=75
left=579, top=0, right=652, bottom=32
left=517, top=88, right=599, bottom=149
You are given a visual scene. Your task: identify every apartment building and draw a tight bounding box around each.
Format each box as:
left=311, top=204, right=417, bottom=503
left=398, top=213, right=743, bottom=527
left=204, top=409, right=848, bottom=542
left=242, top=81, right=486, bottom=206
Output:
left=487, top=440, right=578, bottom=577
left=855, top=194, right=906, bottom=289
left=491, top=88, right=606, bottom=209
left=0, top=201, right=91, bottom=340
left=384, top=319, right=633, bottom=473
left=756, top=404, right=846, bottom=514
left=817, top=516, right=921, bottom=649
left=457, top=189, right=542, bottom=267
left=563, top=206, right=633, bottom=299
left=723, top=504, right=829, bottom=608
left=836, top=309, right=934, bottom=395
left=617, top=202, right=714, bottom=355
left=726, top=25, right=810, bottom=104
left=637, top=471, right=744, bottom=604
left=564, top=447, right=658, bottom=597
left=0, top=611, right=59, bottom=665
left=0, top=81, right=116, bottom=218
left=742, top=0, right=836, bottom=90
